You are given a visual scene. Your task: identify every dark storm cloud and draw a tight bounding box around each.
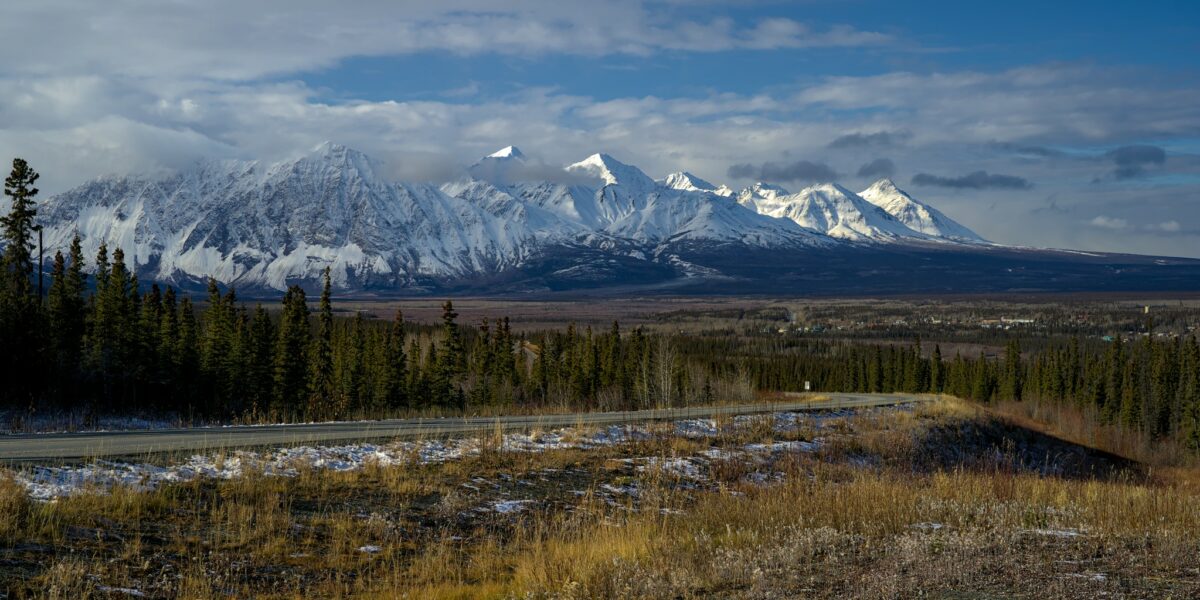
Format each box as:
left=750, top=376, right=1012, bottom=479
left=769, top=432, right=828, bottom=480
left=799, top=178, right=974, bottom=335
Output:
left=827, top=130, right=911, bottom=150
left=762, top=160, right=838, bottom=182
left=1105, top=144, right=1166, bottom=180
left=727, top=163, right=758, bottom=179
left=729, top=160, right=838, bottom=183
left=911, top=170, right=1032, bottom=190
left=856, top=158, right=895, bottom=178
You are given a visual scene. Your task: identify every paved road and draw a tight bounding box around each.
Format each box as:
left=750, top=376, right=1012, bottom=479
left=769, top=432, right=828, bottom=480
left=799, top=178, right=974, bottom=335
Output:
left=0, top=393, right=927, bottom=462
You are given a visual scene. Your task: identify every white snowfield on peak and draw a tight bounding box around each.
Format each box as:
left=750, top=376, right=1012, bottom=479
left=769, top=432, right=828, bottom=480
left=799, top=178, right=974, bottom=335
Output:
left=35, top=143, right=986, bottom=291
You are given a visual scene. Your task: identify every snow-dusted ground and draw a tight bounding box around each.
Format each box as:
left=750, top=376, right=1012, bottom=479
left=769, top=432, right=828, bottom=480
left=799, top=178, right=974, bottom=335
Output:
left=0, top=411, right=178, bottom=435
left=8, top=410, right=863, bottom=501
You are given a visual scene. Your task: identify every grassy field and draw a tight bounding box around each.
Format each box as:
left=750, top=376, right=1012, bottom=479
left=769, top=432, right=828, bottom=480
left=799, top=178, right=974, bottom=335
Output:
left=2, top=397, right=1198, bottom=598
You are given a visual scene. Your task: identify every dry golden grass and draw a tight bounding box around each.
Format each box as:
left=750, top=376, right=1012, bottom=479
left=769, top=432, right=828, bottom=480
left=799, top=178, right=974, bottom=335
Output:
left=2, top=396, right=1198, bottom=598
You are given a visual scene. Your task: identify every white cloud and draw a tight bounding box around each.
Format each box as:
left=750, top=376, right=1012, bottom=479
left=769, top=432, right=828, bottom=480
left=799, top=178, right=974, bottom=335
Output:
left=794, top=65, right=1200, bottom=145
left=0, top=3, right=1198, bottom=257
left=1090, top=215, right=1128, bottom=230
left=0, top=1, right=891, bottom=81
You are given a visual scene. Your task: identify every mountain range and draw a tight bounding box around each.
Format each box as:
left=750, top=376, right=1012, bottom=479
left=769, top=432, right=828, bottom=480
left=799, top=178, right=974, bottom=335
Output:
left=33, top=143, right=1200, bottom=295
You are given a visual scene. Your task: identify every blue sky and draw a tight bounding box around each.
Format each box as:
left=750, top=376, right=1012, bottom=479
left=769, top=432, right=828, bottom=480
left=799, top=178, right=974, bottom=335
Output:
left=1, top=0, right=1198, bottom=255
left=299, top=1, right=1200, bottom=102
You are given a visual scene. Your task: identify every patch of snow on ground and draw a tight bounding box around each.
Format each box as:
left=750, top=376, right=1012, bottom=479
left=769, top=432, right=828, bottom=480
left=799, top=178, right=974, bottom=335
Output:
left=743, top=440, right=821, bottom=454
left=675, top=418, right=719, bottom=438
left=1026, top=528, right=1087, bottom=538
left=1063, top=572, right=1107, bottom=581
left=0, top=411, right=178, bottom=434
left=10, top=410, right=831, bottom=500
left=641, top=456, right=707, bottom=481
left=490, top=499, right=535, bottom=513
left=96, top=586, right=148, bottom=597
left=910, top=522, right=945, bottom=531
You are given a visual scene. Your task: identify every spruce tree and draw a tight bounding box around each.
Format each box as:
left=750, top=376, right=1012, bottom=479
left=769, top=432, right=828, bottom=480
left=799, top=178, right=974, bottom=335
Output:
left=47, top=241, right=87, bottom=381
left=1101, top=336, right=1125, bottom=423
left=274, top=286, right=311, bottom=418
left=434, top=300, right=465, bottom=407
left=158, top=286, right=180, bottom=391
left=246, top=304, right=275, bottom=416
left=1178, top=336, right=1200, bottom=450
left=383, top=309, right=408, bottom=410
left=307, top=267, right=335, bottom=418
left=176, top=296, right=200, bottom=414
left=1001, top=339, right=1023, bottom=401
left=1, top=158, right=40, bottom=301
left=929, top=344, right=943, bottom=393
left=0, top=158, right=42, bottom=406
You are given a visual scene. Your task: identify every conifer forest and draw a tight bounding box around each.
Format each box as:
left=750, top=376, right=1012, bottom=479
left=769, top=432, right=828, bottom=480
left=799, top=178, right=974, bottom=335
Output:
left=1, top=158, right=1197, bottom=451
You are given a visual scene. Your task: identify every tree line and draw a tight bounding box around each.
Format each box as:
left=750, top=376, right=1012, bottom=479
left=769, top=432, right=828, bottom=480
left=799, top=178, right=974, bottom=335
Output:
left=0, top=159, right=726, bottom=420
left=684, top=334, right=1200, bottom=449
left=1, top=157, right=1197, bottom=450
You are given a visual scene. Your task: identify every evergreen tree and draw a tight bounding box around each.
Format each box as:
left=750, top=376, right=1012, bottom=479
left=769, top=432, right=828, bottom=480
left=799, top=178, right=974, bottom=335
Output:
left=1, top=158, right=40, bottom=302
left=158, top=286, right=180, bottom=395
left=1001, top=339, right=1023, bottom=401
left=175, top=296, right=200, bottom=414
left=0, top=158, right=42, bottom=406
left=381, top=309, right=408, bottom=409
left=929, top=344, right=943, bottom=393
left=245, top=304, right=275, bottom=416
left=274, top=286, right=311, bottom=418
left=306, top=268, right=336, bottom=418
left=434, top=300, right=465, bottom=407
left=1101, top=336, right=1125, bottom=423
left=46, top=236, right=87, bottom=392
left=1179, top=336, right=1200, bottom=450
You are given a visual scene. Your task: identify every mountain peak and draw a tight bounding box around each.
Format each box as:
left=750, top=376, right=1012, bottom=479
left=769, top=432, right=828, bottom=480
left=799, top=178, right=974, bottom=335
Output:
left=858, top=179, right=986, bottom=243
left=566, top=153, right=654, bottom=188
left=308, top=140, right=343, bottom=155
left=290, top=141, right=379, bottom=177
left=865, top=178, right=899, bottom=192
left=487, top=145, right=525, bottom=160
left=752, top=181, right=789, bottom=194
left=737, top=181, right=789, bottom=207
left=301, top=141, right=376, bottom=165
left=663, top=171, right=717, bottom=192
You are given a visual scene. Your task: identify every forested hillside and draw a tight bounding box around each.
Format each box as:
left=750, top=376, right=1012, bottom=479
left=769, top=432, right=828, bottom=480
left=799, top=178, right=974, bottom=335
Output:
left=2, top=158, right=1198, bottom=450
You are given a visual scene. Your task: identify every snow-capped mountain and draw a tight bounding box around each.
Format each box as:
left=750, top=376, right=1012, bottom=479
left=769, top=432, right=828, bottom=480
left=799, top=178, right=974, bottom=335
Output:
left=30, top=140, right=1022, bottom=290
left=37, top=144, right=841, bottom=291
left=857, top=178, right=986, bottom=243
left=661, top=172, right=736, bottom=198
left=736, top=182, right=790, bottom=206
left=40, top=143, right=560, bottom=290
left=735, top=182, right=929, bottom=242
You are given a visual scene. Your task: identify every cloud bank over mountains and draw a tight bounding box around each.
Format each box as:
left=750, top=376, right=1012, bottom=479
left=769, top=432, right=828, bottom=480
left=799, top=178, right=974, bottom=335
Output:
left=0, top=1, right=1197, bottom=257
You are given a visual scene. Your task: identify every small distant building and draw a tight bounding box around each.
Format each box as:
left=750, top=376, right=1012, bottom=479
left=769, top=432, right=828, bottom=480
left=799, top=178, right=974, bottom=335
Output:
left=1000, top=317, right=1035, bottom=325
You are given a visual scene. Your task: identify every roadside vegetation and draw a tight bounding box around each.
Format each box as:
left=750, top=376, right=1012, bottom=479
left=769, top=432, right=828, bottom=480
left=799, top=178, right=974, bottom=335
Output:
left=3, top=397, right=1199, bottom=598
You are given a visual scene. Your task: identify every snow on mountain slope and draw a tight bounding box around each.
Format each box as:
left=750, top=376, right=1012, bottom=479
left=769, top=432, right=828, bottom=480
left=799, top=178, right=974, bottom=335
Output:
left=40, top=144, right=550, bottom=290
left=736, top=182, right=790, bottom=207
left=35, top=143, right=996, bottom=292
left=559, top=154, right=826, bottom=246
left=662, top=171, right=714, bottom=192
left=858, top=179, right=987, bottom=243
left=740, top=182, right=927, bottom=242
left=488, top=145, right=525, bottom=159
left=660, top=172, right=736, bottom=198
left=468, top=152, right=825, bottom=247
